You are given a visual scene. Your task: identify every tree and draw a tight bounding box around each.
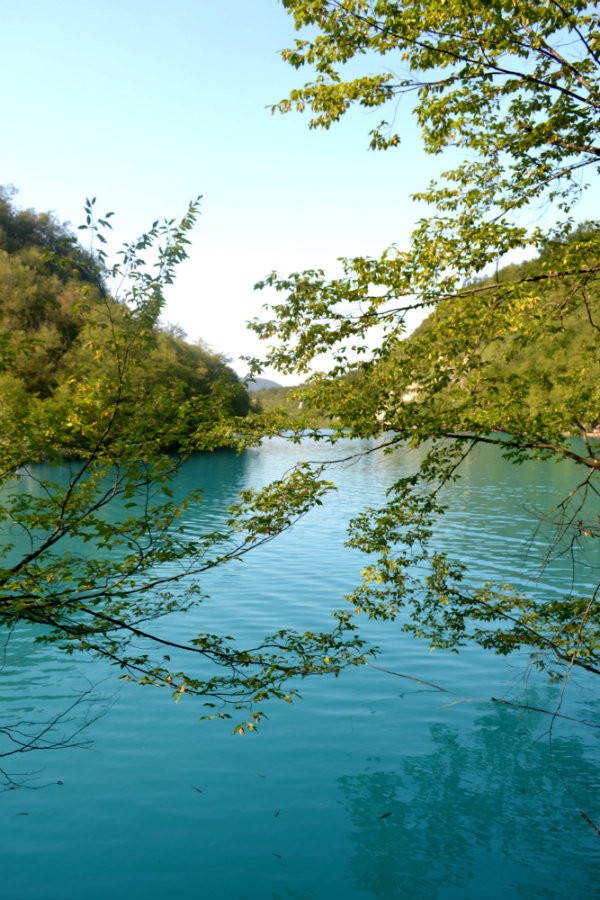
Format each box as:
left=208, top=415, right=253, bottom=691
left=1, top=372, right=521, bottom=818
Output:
left=0, top=190, right=250, bottom=446
left=248, top=1, right=600, bottom=679
left=0, top=195, right=369, bottom=776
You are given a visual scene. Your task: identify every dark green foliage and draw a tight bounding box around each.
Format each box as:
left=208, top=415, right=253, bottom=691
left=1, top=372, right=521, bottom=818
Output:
left=0, top=185, right=101, bottom=287
left=0, top=189, right=249, bottom=452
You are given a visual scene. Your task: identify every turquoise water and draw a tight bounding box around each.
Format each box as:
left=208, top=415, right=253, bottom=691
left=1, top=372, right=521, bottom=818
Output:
left=1, top=438, right=599, bottom=899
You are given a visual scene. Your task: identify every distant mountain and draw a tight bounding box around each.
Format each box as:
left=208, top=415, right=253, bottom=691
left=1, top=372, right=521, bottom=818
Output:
left=244, top=377, right=283, bottom=392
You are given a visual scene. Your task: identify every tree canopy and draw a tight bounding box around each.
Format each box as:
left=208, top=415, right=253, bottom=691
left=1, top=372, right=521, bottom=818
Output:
left=0, top=189, right=250, bottom=452
left=2, top=1, right=600, bottom=768
left=0, top=194, right=369, bottom=772
left=247, top=0, right=600, bottom=679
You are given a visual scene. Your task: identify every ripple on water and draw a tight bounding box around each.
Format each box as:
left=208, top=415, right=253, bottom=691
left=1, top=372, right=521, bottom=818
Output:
left=1, top=438, right=599, bottom=900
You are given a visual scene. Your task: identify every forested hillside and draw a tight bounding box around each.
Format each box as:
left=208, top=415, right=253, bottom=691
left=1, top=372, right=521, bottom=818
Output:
left=272, top=226, right=600, bottom=439
left=408, top=225, right=600, bottom=433
left=0, top=188, right=249, bottom=457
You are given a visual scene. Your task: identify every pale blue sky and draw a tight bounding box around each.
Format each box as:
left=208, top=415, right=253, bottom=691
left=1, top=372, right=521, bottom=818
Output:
left=2, top=0, right=435, bottom=380
left=2, top=1, right=595, bottom=381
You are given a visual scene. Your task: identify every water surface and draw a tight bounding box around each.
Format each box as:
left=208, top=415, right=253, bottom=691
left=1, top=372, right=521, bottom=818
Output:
left=1, top=438, right=599, bottom=899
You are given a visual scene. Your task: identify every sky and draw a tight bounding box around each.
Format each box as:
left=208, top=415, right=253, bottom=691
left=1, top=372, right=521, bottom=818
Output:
left=2, top=0, right=437, bottom=382
left=2, top=1, right=595, bottom=383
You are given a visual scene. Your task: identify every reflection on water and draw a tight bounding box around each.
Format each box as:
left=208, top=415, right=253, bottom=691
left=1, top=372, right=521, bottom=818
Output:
left=0, top=437, right=599, bottom=899
left=340, top=701, right=600, bottom=899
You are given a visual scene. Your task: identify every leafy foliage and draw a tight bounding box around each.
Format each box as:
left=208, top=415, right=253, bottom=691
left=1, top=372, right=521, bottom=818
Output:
left=0, top=194, right=369, bottom=768
left=250, top=382, right=335, bottom=429
left=248, top=0, right=600, bottom=678
left=0, top=190, right=249, bottom=453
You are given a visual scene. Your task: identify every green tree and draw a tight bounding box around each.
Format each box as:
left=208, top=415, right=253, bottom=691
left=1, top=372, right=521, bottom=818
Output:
left=0, top=190, right=250, bottom=448
left=248, top=1, right=600, bottom=678
left=0, top=196, right=368, bottom=775
left=0, top=185, right=101, bottom=287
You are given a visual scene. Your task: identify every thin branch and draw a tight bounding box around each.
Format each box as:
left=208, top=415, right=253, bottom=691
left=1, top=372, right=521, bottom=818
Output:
left=326, top=0, right=597, bottom=108
left=548, top=0, right=600, bottom=68
left=442, top=431, right=600, bottom=470
left=491, top=696, right=600, bottom=728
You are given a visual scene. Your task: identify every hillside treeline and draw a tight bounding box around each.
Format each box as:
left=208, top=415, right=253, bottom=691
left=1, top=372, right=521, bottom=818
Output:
left=409, top=224, right=600, bottom=432
left=0, top=188, right=249, bottom=458
left=267, top=226, right=600, bottom=437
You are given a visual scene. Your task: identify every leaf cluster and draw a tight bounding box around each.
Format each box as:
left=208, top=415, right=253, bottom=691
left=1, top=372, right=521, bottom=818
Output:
left=0, top=193, right=371, bottom=751
left=0, top=190, right=249, bottom=459
left=246, top=0, right=600, bottom=679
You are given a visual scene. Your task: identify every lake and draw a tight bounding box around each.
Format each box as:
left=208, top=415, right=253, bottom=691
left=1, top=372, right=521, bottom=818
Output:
left=1, top=437, right=599, bottom=899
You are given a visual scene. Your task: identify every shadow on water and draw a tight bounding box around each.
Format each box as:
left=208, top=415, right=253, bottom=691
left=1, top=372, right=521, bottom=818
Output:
left=339, top=700, right=600, bottom=899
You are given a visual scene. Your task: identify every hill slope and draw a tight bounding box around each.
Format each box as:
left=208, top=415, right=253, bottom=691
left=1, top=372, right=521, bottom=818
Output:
left=0, top=189, right=250, bottom=455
